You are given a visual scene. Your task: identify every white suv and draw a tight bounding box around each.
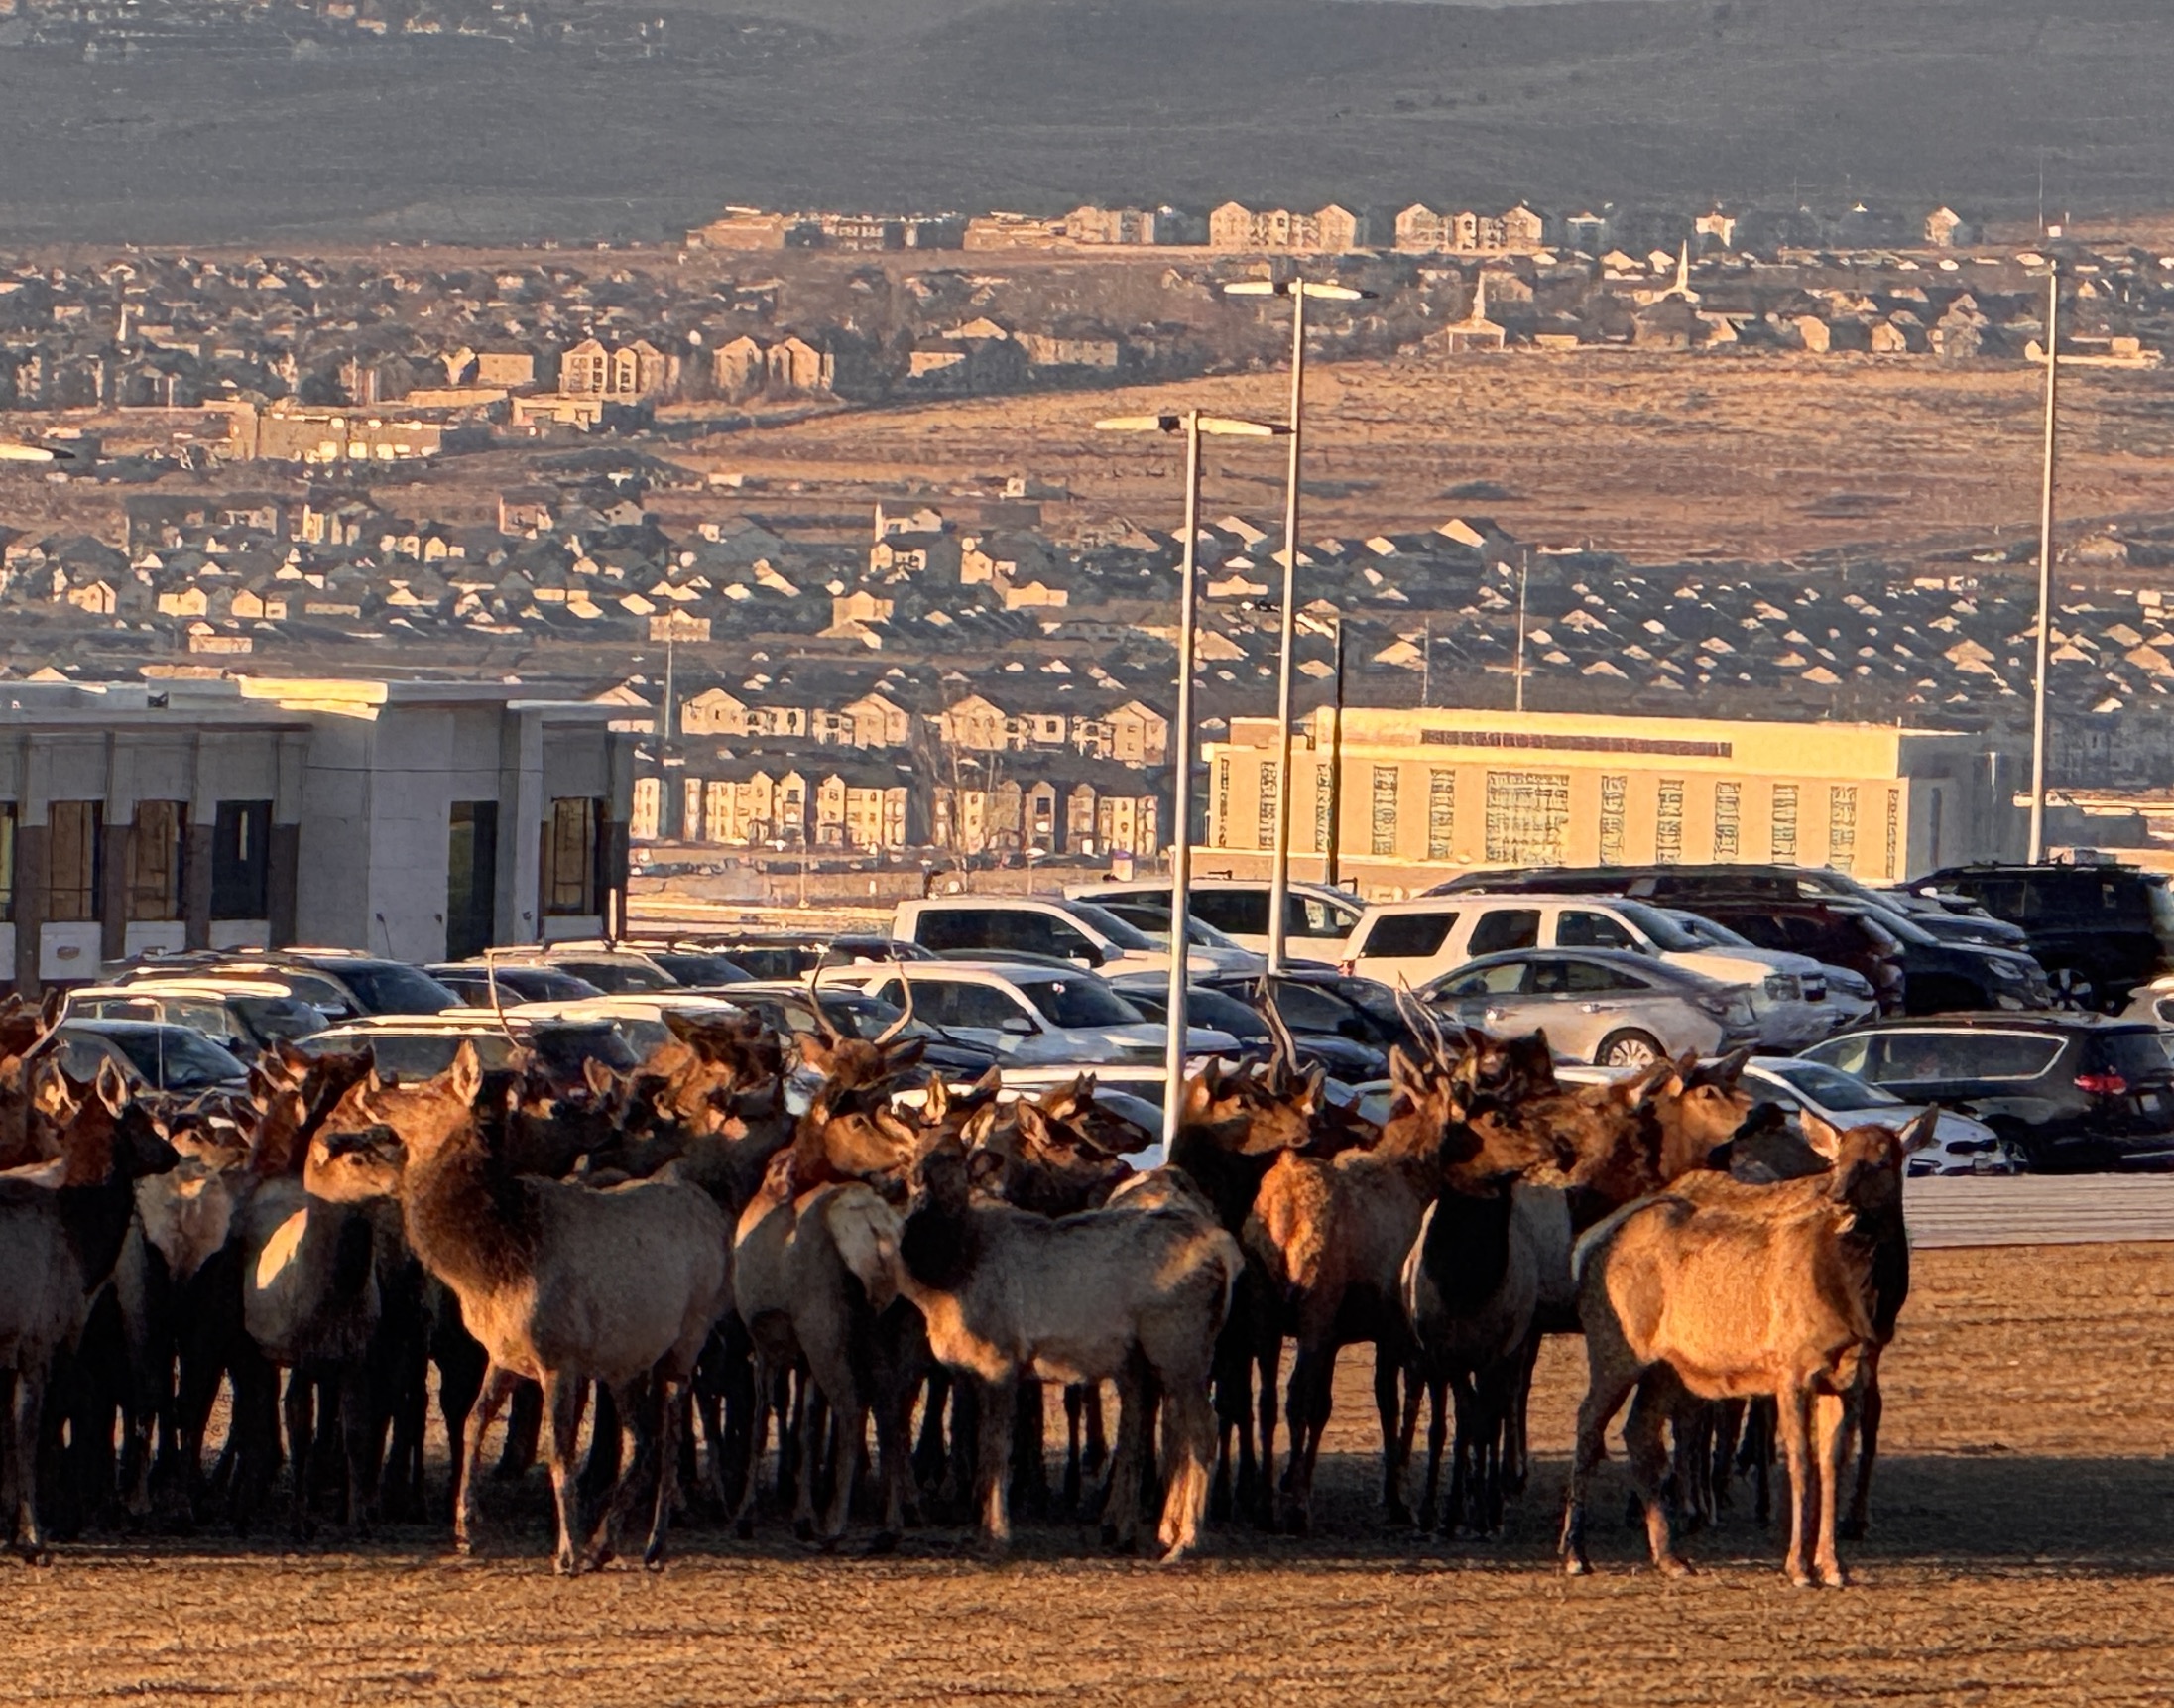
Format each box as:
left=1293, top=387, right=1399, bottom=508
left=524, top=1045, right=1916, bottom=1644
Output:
left=1063, top=878, right=1363, bottom=962
left=890, top=897, right=1261, bottom=978
left=1349, top=892, right=1846, bottom=1050
left=853, top=961, right=1238, bottom=1065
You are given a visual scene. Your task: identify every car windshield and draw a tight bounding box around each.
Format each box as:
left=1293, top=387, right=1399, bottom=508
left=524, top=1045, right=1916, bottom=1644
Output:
left=1064, top=903, right=1161, bottom=952
left=328, top=962, right=462, bottom=1015
left=1615, top=901, right=1706, bottom=952
left=649, top=951, right=751, bottom=986
left=1019, top=977, right=1145, bottom=1029
left=1097, top=899, right=1247, bottom=951
left=824, top=993, right=942, bottom=1043
left=561, top=960, right=675, bottom=993
left=1757, top=1060, right=1904, bottom=1113
left=101, top=1027, right=248, bottom=1090
left=1858, top=906, right=1935, bottom=948
left=1665, top=911, right=1757, bottom=949
left=1127, top=988, right=1266, bottom=1038
left=230, top=996, right=327, bottom=1044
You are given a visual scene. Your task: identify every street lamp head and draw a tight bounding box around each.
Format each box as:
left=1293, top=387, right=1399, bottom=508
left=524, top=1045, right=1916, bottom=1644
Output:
left=1222, top=280, right=1281, bottom=297
left=1094, top=412, right=1287, bottom=437
left=1094, top=413, right=1183, bottom=433
left=1221, top=280, right=1377, bottom=302
left=1198, top=416, right=1291, bottom=437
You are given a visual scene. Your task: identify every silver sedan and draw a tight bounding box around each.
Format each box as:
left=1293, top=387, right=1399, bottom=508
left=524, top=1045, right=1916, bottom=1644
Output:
left=1422, top=947, right=1761, bottom=1069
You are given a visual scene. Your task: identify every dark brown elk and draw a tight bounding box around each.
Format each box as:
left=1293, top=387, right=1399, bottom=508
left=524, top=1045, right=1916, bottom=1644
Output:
left=326, top=1042, right=731, bottom=1574
left=1560, top=1108, right=1935, bottom=1588
left=0, top=1060, right=178, bottom=1560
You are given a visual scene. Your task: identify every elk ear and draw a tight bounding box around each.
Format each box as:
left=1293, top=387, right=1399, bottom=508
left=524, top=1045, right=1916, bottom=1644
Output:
left=1181, top=1065, right=1217, bottom=1122
left=447, top=1039, right=485, bottom=1106
left=1799, top=1108, right=1848, bottom=1161
left=1013, top=1099, right=1052, bottom=1148
left=33, top=1061, right=73, bottom=1118
left=793, top=1033, right=829, bottom=1069
left=1296, top=1064, right=1324, bottom=1116
left=1898, top=1105, right=1941, bottom=1155
left=582, top=1057, right=615, bottom=1099
left=38, top=988, right=63, bottom=1031
left=1389, top=1044, right=1427, bottom=1101
left=93, top=1056, right=129, bottom=1116
left=960, top=1101, right=1002, bottom=1149
left=1710, top=1046, right=1751, bottom=1087
left=969, top=1063, right=1004, bottom=1102
left=921, top=1074, right=952, bottom=1125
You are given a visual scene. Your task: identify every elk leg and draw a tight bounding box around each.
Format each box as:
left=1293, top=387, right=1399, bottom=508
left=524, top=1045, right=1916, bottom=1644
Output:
left=976, top=1375, right=1016, bottom=1557
left=1560, top=1359, right=1635, bottom=1577
left=1842, top=1362, right=1882, bottom=1541
left=1419, top=1375, right=1448, bottom=1534
left=913, top=1367, right=950, bottom=1495
left=1063, top=1384, right=1085, bottom=1515
left=1155, top=1379, right=1214, bottom=1564
left=820, top=1387, right=866, bottom=1550
left=589, top=1377, right=659, bottom=1571
left=1623, top=1379, right=1687, bottom=1578
left=1712, top=1400, right=1745, bottom=1515
left=1254, top=1334, right=1281, bottom=1529
left=1280, top=1345, right=1330, bottom=1536
left=792, top=1386, right=828, bottom=1542
left=435, top=1334, right=486, bottom=1527
left=643, top=1377, right=682, bottom=1570
left=1373, top=1345, right=1411, bottom=1525
left=10, top=1365, right=49, bottom=1563
left=1811, top=1390, right=1851, bottom=1588
left=1084, top=1384, right=1108, bottom=1475
left=579, top=1383, right=622, bottom=1508
left=1447, top=1372, right=1473, bottom=1535
left=338, top=1362, right=377, bottom=1537
left=495, top=1380, right=541, bottom=1482
left=283, top=1370, right=313, bottom=1542
left=455, top=1365, right=515, bottom=1557
left=1775, top=1384, right=1816, bottom=1589
left=1103, top=1361, right=1147, bottom=1552
left=542, top=1369, right=586, bottom=1576
left=1505, top=1329, right=1540, bottom=1496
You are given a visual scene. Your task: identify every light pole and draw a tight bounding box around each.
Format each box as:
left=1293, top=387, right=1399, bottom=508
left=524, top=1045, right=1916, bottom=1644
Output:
left=1097, top=409, right=1290, bottom=1147
left=2029, top=266, right=2061, bottom=864
left=1224, top=277, right=1375, bottom=971
left=1297, top=609, right=1345, bottom=885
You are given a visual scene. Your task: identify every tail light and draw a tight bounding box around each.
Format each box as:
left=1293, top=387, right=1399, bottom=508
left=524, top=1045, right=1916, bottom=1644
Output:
left=2075, top=1071, right=2130, bottom=1096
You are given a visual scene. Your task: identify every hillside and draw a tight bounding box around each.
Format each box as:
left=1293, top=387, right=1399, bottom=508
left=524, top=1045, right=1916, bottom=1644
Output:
left=0, top=0, right=2166, bottom=242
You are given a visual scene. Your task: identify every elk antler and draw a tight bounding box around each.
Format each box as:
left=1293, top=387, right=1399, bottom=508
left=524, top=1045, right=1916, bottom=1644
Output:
left=804, top=964, right=848, bottom=1047
left=872, top=962, right=916, bottom=1046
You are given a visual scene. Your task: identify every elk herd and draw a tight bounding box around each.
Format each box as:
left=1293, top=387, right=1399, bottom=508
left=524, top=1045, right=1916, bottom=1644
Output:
left=0, top=981, right=1931, bottom=1588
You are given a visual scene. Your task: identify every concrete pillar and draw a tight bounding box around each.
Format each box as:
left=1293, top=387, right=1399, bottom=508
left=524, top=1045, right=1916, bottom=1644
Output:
left=497, top=709, right=544, bottom=948
left=13, top=825, right=43, bottom=996
left=182, top=819, right=213, bottom=950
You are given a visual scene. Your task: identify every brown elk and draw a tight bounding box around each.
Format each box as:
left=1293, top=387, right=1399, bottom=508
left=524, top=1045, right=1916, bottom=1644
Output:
left=326, top=1042, right=731, bottom=1574
left=1560, top=1108, right=1935, bottom=1588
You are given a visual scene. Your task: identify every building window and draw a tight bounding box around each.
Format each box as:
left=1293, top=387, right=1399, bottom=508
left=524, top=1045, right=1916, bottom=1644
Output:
left=211, top=800, right=272, bottom=920
left=1370, top=766, right=1399, bottom=857
left=1771, top=784, right=1799, bottom=864
left=1213, top=758, right=1230, bottom=849
left=1655, top=780, right=1684, bottom=865
left=127, top=800, right=185, bottom=922
left=45, top=800, right=101, bottom=922
left=1258, top=762, right=1279, bottom=851
left=1598, top=775, right=1627, bottom=866
left=1830, top=785, right=1858, bottom=873
left=543, top=797, right=602, bottom=916
left=1713, top=782, right=1742, bottom=861
left=1426, top=770, right=1456, bottom=861
left=0, top=802, right=14, bottom=922
left=1484, top=771, right=1571, bottom=865
left=1314, top=764, right=1334, bottom=854
left=1884, top=789, right=1900, bottom=880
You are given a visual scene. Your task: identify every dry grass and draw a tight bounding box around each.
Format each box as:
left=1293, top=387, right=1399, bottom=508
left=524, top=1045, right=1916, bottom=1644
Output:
left=689, top=352, right=2174, bottom=563
left=13, top=1243, right=2174, bottom=1706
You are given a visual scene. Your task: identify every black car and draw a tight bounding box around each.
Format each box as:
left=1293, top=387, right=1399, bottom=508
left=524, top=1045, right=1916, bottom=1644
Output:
left=428, top=963, right=605, bottom=1006
left=1908, top=862, right=2174, bottom=1011
left=45, top=1019, right=251, bottom=1095
left=1117, top=984, right=1388, bottom=1081
left=111, top=949, right=462, bottom=1018
left=1800, top=1015, right=2174, bottom=1172
left=724, top=982, right=1001, bottom=1083
left=1433, top=863, right=2032, bottom=953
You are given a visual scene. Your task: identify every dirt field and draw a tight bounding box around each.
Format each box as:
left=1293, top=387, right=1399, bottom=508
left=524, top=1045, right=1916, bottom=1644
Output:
left=13, top=1242, right=2174, bottom=1706
left=690, top=351, right=2174, bottom=564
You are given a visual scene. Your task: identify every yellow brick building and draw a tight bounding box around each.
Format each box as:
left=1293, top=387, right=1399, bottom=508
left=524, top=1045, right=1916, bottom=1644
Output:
left=1200, top=707, right=2027, bottom=898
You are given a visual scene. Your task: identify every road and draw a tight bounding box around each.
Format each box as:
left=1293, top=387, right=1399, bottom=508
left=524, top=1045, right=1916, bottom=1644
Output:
left=1906, top=1173, right=2174, bottom=1248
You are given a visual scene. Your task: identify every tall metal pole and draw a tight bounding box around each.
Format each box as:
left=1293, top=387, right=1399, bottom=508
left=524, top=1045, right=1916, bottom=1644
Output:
left=1162, top=414, right=1205, bottom=1148
left=1513, top=550, right=1530, bottom=714
left=1325, top=613, right=1344, bottom=888
left=658, top=626, right=677, bottom=839
left=1265, top=287, right=1306, bottom=973
left=2029, top=269, right=2060, bottom=863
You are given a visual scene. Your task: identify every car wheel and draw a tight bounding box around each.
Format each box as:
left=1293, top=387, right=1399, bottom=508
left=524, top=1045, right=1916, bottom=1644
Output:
left=1596, top=1029, right=1665, bottom=1070
left=2046, top=966, right=2097, bottom=1011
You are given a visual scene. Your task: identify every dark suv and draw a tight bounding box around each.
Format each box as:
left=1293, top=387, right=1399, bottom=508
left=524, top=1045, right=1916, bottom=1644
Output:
left=1908, top=863, right=2174, bottom=1011
left=1801, top=1015, right=2174, bottom=1171
left=1689, top=898, right=2048, bottom=1016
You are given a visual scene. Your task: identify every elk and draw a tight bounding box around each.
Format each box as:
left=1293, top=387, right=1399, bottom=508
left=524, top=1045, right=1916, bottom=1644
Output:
left=892, top=1127, right=1241, bottom=1560
left=1560, top=1108, right=1934, bottom=1588
left=0, top=1060, right=179, bottom=1560
left=327, top=1041, right=731, bottom=1574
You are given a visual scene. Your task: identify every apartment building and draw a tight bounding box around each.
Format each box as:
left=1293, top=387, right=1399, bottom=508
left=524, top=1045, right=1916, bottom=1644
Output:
left=1199, top=707, right=2026, bottom=897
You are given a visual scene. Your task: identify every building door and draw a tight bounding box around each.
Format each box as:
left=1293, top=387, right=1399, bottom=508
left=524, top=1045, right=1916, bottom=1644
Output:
left=445, top=801, right=499, bottom=961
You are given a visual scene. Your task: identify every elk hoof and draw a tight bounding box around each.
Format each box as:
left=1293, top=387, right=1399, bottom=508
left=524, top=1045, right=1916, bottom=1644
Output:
left=1816, top=1562, right=1849, bottom=1590
left=554, top=1553, right=581, bottom=1578
left=1838, top=1516, right=1867, bottom=1541
left=1655, top=1555, right=1694, bottom=1580
left=865, top=1529, right=900, bottom=1557
left=16, top=1543, right=53, bottom=1567
left=1562, top=1556, right=1590, bottom=1577
left=734, top=1516, right=754, bottom=1540
left=1785, top=1565, right=1815, bottom=1590
left=791, top=1518, right=815, bottom=1543
left=643, top=1545, right=667, bottom=1573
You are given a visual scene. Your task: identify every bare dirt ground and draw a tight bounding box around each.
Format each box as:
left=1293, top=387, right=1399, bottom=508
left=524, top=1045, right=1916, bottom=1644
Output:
left=689, top=352, right=2174, bottom=564
left=13, top=1243, right=2174, bottom=1706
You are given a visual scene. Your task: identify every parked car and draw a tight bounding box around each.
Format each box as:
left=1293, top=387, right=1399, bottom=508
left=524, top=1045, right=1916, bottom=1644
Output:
left=1738, top=1056, right=2021, bottom=1176
left=1063, top=878, right=1364, bottom=962
left=1195, top=967, right=1412, bottom=1055
left=1345, top=892, right=1843, bottom=1049
left=891, top=896, right=1262, bottom=978
left=724, top=980, right=1001, bottom=1081
left=1110, top=981, right=1389, bottom=1081
left=43, top=1018, right=250, bottom=1096
left=1799, top=1015, right=2174, bottom=1171
left=513, top=940, right=751, bottom=992
left=299, top=1013, right=638, bottom=1085
left=1072, top=896, right=1262, bottom=959
left=1675, top=898, right=2047, bottom=1015
left=1420, top=947, right=1761, bottom=1068
left=63, top=978, right=327, bottom=1054
left=109, top=949, right=461, bottom=1018
left=679, top=935, right=935, bottom=980
left=1655, top=910, right=1880, bottom=1033
left=1905, top=861, right=2174, bottom=1010
left=852, top=960, right=1239, bottom=1066
left=1433, top=863, right=2032, bottom=952
left=426, top=963, right=605, bottom=1007
left=2121, top=973, right=2174, bottom=1028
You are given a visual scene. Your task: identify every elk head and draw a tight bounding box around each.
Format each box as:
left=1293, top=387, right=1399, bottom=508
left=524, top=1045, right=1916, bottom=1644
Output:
left=332, top=1039, right=490, bottom=1167
left=1802, top=1105, right=1938, bottom=1212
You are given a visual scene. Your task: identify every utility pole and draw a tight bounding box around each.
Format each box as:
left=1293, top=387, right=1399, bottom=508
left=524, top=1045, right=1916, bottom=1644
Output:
left=1325, top=612, right=1344, bottom=888
left=2029, top=267, right=2061, bottom=863
left=1097, top=408, right=1289, bottom=1147
left=1222, top=277, right=1373, bottom=972
left=657, top=626, right=677, bottom=840
left=1513, top=549, right=1530, bottom=714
